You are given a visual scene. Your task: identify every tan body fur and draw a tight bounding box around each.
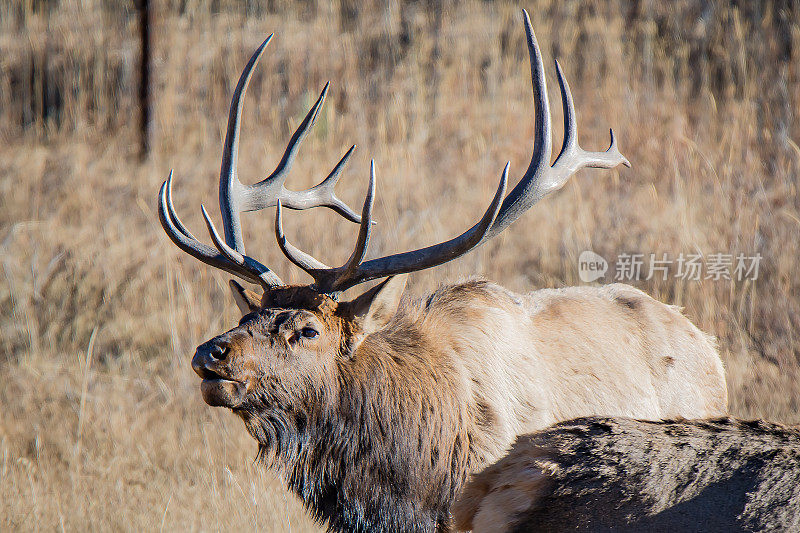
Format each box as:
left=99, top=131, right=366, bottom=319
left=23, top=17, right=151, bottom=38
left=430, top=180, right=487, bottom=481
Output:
left=419, top=280, right=727, bottom=465
left=359, top=280, right=727, bottom=470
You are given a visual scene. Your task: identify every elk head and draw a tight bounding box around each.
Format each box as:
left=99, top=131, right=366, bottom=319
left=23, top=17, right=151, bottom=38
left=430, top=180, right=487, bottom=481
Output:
left=158, top=10, right=629, bottom=416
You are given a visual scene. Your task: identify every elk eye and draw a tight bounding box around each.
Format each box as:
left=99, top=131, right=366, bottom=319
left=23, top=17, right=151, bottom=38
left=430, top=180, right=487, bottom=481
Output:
left=301, top=327, right=319, bottom=339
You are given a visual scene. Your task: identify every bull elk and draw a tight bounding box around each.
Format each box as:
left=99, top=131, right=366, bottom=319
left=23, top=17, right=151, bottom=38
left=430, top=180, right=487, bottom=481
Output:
left=158, top=10, right=727, bottom=533
left=454, top=416, right=800, bottom=532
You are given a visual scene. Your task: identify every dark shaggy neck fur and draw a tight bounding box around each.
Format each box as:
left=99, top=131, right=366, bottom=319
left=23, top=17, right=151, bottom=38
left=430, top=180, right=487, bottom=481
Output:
left=237, top=300, right=484, bottom=533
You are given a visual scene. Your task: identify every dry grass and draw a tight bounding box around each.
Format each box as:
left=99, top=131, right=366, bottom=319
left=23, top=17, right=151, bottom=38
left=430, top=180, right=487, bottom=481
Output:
left=1, top=0, right=799, bottom=530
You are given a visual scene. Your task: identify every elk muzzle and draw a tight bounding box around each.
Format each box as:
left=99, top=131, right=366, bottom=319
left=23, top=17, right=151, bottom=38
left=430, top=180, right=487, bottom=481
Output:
left=192, top=338, right=247, bottom=408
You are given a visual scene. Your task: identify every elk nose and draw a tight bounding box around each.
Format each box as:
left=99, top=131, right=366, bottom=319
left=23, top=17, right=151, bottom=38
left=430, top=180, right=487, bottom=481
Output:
left=207, top=341, right=229, bottom=361
left=192, top=339, right=230, bottom=378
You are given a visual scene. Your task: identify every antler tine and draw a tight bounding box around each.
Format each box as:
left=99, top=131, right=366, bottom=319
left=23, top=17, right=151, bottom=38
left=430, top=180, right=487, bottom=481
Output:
left=477, top=9, right=552, bottom=242
left=219, top=35, right=273, bottom=253
left=332, top=161, right=376, bottom=289
left=242, top=89, right=362, bottom=222
left=200, top=205, right=285, bottom=289
left=521, top=8, right=553, bottom=196
left=278, top=144, right=362, bottom=222
left=164, top=170, right=197, bottom=241
left=335, top=163, right=509, bottom=292
left=253, top=82, right=330, bottom=203
left=548, top=60, right=631, bottom=188
left=553, top=60, right=578, bottom=164
left=158, top=172, right=284, bottom=290
left=200, top=204, right=247, bottom=266
left=275, top=200, right=331, bottom=274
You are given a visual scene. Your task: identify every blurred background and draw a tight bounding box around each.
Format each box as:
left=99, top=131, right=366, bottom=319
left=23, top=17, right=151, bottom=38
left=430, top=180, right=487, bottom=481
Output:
left=1, top=0, right=798, bottom=530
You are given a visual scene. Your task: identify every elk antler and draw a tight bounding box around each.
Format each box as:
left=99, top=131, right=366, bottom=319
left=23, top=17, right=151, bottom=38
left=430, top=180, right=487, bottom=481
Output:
left=272, top=10, right=630, bottom=294
left=158, top=35, right=362, bottom=290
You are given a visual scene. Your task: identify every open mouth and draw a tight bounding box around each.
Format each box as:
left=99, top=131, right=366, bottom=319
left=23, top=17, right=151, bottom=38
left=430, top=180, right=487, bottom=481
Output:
left=197, top=366, right=238, bottom=383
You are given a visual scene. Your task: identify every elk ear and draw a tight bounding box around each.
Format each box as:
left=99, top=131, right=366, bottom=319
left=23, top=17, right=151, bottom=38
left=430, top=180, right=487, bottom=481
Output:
left=229, top=279, right=262, bottom=315
left=344, top=274, right=408, bottom=334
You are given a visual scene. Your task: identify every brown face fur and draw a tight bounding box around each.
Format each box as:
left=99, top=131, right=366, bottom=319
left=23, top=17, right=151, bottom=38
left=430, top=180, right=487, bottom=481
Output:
left=192, top=285, right=352, bottom=410
left=191, top=277, right=405, bottom=412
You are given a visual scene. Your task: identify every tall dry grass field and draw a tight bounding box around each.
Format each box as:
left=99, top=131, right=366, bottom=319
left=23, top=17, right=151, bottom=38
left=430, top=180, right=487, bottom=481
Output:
left=1, top=0, right=798, bottom=530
